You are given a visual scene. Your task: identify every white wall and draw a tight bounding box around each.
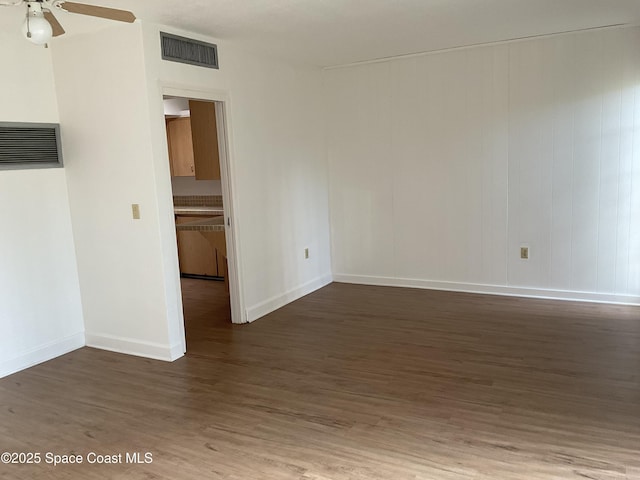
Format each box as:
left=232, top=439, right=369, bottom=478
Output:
left=171, top=177, right=222, bottom=196
left=163, top=97, right=190, bottom=116
left=0, top=34, right=84, bottom=377
left=51, top=24, right=180, bottom=360
left=49, top=20, right=332, bottom=362
left=326, top=26, right=640, bottom=304
left=141, top=23, right=333, bottom=329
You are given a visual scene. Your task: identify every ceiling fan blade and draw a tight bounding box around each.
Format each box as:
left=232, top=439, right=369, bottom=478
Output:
left=44, top=10, right=66, bottom=37
left=60, top=2, right=136, bottom=23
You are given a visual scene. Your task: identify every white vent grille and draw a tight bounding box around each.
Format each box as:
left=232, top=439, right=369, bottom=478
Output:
left=160, top=32, right=219, bottom=69
left=0, top=123, right=63, bottom=169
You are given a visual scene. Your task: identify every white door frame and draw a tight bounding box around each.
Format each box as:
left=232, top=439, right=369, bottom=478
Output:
left=161, top=84, right=246, bottom=333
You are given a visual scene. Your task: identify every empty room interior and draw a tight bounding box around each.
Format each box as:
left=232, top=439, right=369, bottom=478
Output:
left=1, top=1, right=639, bottom=479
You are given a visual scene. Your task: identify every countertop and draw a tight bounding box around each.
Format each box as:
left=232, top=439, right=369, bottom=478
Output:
left=174, top=206, right=224, bottom=216
left=175, top=216, right=225, bottom=232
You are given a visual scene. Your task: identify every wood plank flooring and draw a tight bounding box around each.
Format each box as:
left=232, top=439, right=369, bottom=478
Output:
left=1, top=280, right=639, bottom=479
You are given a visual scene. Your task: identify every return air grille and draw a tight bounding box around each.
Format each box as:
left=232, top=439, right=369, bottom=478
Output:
left=160, top=32, right=219, bottom=69
left=0, top=122, right=63, bottom=169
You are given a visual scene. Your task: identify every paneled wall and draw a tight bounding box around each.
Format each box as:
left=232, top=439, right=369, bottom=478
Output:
left=326, top=26, right=640, bottom=303
left=507, top=30, right=640, bottom=295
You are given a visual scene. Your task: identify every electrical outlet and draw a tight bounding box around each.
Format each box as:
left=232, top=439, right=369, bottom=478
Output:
left=304, top=248, right=309, bottom=259
left=520, top=246, right=529, bottom=260
left=132, top=204, right=141, bottom=220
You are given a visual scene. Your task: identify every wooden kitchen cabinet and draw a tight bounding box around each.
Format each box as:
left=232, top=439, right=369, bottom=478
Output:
left=189, top=100, right=221, bottom=181
left=199, top=228, right=229, bottom=292
left=165, top=101, right=221, bottom=180
left=216, top=249, right=226, bottom=278
left=175, top=215, right=218, bottom=276
left=166, top=117, right=195, bottom=177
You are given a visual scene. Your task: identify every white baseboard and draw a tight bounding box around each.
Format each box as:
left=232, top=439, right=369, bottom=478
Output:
left=85, top=333, right=184, bottom=362
left=333, top=274, right=640, bottom=306
left=246, top=273, right=334, bottom=322
left=0, top=332, right=85, bottom=379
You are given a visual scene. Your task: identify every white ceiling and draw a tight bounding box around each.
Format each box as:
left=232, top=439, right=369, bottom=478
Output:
left=3, top=0, right=640, bottom=66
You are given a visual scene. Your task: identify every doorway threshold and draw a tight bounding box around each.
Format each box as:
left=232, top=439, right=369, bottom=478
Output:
left=180, top=274, right=224, bottom=282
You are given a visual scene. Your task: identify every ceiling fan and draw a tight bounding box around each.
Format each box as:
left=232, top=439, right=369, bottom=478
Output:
left=0, top=0, right=136, bottom=46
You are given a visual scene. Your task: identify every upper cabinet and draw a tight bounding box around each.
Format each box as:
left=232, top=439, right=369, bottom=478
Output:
left=166, top=117, right=195, bottom=176
left=165, top=100, right=221, bottom=180
left=189, top=100, right=221, bottom=181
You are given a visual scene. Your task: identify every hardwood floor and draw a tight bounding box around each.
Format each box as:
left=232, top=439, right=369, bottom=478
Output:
left=1, top=280, right=639, bottom=479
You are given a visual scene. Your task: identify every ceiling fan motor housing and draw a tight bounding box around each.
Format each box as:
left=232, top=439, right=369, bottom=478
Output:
left=25, top=1, right=44, bottom=14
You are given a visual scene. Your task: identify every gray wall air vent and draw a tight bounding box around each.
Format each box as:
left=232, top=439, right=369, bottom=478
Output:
left=0, top=122, right=63, bottom=170
left=160, top=32, right=219, bottom=69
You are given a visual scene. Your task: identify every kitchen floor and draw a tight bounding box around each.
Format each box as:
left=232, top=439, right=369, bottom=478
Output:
left=181, top=278, right=231, bottom=354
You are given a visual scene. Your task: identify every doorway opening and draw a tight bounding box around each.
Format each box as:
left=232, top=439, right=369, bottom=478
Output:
left=162, top=93, right=242, bottom=353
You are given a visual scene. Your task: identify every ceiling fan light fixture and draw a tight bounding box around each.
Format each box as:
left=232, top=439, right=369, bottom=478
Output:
left=10, top=0, right=135, bottom=45
left=22, top=4, right=52, bottom=45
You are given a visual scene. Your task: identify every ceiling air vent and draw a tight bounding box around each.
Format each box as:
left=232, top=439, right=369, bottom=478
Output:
left=0, top=122, right=63, bottom=170
left=160, top=32, right=219, bottom=69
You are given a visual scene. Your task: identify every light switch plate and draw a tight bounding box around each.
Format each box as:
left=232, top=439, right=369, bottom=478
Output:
left=132, top=204, right=141, bottom=220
